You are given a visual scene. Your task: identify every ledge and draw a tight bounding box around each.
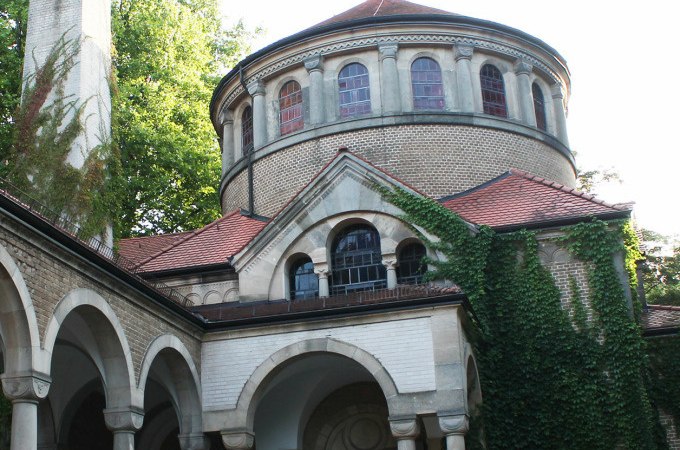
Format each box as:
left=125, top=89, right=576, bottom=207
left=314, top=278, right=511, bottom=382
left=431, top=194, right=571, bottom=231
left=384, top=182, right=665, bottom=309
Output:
left=220, top=112, right=574, bottom=196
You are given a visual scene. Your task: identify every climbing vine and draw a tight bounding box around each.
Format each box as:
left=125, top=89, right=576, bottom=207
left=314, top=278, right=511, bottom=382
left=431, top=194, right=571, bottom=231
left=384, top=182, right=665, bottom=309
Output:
left=380, top=186, right=667, bottom=449
left=0, top=34, right=122, bottom=238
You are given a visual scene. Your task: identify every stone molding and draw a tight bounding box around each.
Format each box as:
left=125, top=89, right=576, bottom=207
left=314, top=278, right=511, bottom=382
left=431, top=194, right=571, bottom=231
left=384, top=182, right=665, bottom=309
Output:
left=389, top=417, right=420, bottom=439
left=221, top=431, right=255, bottom=450
left=438, top=414, right=469, bottom=436
left=382, top=258, right=398, bottom=270
left=514, top=58, right=533, bottom=75
left=103, top=407, right=145, bottom=432
left=221, top=32, right=564, bottom=108
left=246, top=80, right=265, bottom=97
left=0, top=372, right=51, bottom=401
left=378, top=41, right=399, bottom=60
left=304, top=54, right=324, bottom=72
left=454, top=43, right=474, bottom=61
left=551, top=83, right=565, bottom=99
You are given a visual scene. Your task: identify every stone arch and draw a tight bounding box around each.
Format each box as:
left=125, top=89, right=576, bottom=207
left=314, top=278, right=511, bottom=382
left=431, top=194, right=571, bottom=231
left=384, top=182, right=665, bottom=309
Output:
left=43, top=288, right=137, bottom=409
left=0, top=244, right=41, bottom=375
left=137, top=334, right=203, bottom=435
left=236, top=338, right=399, bottom=431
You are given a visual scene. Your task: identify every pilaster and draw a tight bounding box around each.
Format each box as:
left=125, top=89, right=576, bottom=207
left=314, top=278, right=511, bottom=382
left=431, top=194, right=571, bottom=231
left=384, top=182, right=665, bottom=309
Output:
left=514, top=58, right=536, bottom=126
left=379, top=42, right=401, bottom=114
left=453, top=44, right=475, bottom=112
left=246, top=80, right=267, bottom=149
left=304, top=55, right=325, bottom=125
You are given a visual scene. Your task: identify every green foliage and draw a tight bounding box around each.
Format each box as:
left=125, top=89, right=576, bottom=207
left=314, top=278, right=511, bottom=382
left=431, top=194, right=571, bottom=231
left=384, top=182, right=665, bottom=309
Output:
left=0, top=0, right=27, bottom=159
left=648, top=337, right=680, bottom=427
left=112, top=0, right=259, bottom=237
left=0, top=35, right=122, bottom=238
left=0, top=393, right=9, bottom=450
left=575, top=166, right=622, bottom=195
left=380, top=187, right=666, bottom=449
left=641, top=229, right=680, bottom=306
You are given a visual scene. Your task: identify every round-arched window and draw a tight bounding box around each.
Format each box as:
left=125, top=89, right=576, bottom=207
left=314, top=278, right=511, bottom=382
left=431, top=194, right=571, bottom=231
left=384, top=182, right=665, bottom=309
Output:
left=397, top=243, right=427, bottom=285
left=480, top=64, right=507, bottom=118
left=532, top=82, right=547, bottom=131
left=411, top=57, right=444, bottom=110
left=289, top=257, right=318, bottom=300
left=331, top=225, right=386, bottom=295
left=338, top=63, right=371, bottom=118
left=279, top=80, right=303, bottom=135
left=241, top=105, right=254, bottom=154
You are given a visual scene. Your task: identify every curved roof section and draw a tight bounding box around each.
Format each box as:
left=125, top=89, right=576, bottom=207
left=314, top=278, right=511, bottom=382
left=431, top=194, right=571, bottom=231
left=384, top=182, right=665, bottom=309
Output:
left=210, top=0, right=568, bottom=115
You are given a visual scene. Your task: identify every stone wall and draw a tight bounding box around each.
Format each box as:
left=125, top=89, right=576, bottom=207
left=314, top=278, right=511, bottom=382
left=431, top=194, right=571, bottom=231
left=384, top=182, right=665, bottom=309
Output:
left=222, top=124, right=575, bottom=217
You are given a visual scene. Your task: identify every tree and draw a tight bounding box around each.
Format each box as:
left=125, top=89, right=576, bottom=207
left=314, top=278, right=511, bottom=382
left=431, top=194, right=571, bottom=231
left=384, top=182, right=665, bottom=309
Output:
left=112, top=0, right=259, bottom=237
left=641, top=229, right=680, bottom=306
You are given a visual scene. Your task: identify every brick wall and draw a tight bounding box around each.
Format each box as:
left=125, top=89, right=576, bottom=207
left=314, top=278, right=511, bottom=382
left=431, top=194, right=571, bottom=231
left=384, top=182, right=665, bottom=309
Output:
left=222, top=124, right=576, bottom=217
left=661, top=411, right=680, bottom=449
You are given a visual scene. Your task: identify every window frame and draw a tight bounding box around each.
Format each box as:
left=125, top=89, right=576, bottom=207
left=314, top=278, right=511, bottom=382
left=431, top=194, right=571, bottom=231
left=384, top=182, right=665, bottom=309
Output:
left=279, top=80, right=304, bottom=136
left=338, top=63, right=372, bottom=119
left=532, top=82, right=547, bottom=131
left=480, top=64, right=507, bottom=118
left=410, top=57, right=445, bottom=111
left=241, top=105, right=254, bottom=154
left=289, top=257, right=318, bottom=300
left=330, top=225, right=386, bottom=295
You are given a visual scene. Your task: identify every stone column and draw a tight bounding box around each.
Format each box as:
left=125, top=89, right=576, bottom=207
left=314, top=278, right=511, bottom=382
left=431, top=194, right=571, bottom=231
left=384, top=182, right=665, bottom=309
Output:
left=221, top=431, right=254, bottom=450
left=220, top=109, right=234, bottom=175
left=104, top=407, right=144, bottom=450
left=514, top=59, right=536, bottom=126
left=179, top=433, right=210, bottom=450
left=379, top=42, right=401, bottom=114
left=304, top=55, right=325, bottom=125
left=551, top=83, right=570, bottom=147
left=314, top=265, right=330, bottom=298
left=247, top=80, right=267, bottom=149
left=454, top=44, right=474, bottom=113
left=383, top=257, right=398, bottom=289
left=389, top=417, right=420, bottom=450
left=438, top=414, right=469, bottom=450
left=1, top=373, right=51, bottom=450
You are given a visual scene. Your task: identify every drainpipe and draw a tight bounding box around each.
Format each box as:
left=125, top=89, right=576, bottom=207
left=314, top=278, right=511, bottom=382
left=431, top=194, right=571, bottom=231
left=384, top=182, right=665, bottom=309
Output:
left=239, top=66, right=255, bottom=216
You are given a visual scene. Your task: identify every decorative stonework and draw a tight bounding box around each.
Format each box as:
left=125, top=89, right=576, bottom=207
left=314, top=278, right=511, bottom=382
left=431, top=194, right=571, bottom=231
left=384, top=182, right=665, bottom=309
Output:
left=454, top=43, right=474, bottom=61
left=438, top=414, right=469, bottom=436
left=0, top=373, right=51, bottom=401
left=378, top=42, right=399, bottom=60
left=103, top=407, right=145, bottom=432
left=246, top=80, right=265, bottom=97
left=221, top=431, right=255, bottom=450
left=514, top=58, right=533, bottom=75
left=304, top=54, right=324, bottom=72
left=389, top=417, right=420, bottom=439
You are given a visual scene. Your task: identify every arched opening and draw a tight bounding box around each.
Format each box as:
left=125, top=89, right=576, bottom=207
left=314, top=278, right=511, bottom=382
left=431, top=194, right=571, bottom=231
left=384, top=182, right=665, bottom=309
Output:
left=46, top=301, right=134, bottom=449
left=397, top=242, right=427, bottom=285
left=241, top=105, right=254, bottom=154
left=411, top=57, right=444, bottom=110
left=252, top=352, right=411, bottom=450
left=532, top=82, right=547, bottom=131
left=330, top=225, right=386, bottom=295
left=279, top=80, right=303, bottom=135
left=289, top=256, right=318, bottom=300
left=338, top=63, right=371, bottom=118
left=480, top=64, right=507, bottom=117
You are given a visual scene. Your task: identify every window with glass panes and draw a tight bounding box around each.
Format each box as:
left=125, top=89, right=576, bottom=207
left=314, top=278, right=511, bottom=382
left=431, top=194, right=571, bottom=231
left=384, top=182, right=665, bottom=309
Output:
left=289, top=258, right=318, bottom=300
left=279, top=81, right=303, bottom=135
left=532, top=83, right=547, bottom=131
left=411, top=57, right=444, bottom=110
left=338, top=63, right=371, bottom=118
left=331, top=225, right=386, bottom=295
left=241, top=106, right=254, bottom=154
left=397, top=243, right=427, bottom=285
left=480, top=64, right=507, bottom=117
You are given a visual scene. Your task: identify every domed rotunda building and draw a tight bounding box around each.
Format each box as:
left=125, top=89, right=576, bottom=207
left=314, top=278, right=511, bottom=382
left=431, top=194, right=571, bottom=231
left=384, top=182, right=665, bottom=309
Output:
left=2, top=1, right=655, bottom=450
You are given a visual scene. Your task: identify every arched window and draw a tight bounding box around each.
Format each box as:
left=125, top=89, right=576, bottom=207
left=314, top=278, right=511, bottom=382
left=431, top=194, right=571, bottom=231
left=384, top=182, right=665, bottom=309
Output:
left=279, top=80, right=303, bottom=135
left=397, top=243, right=427, bottom=285
left=532, top=82, right=547, bottom=131
left=480, top=64, right=507, bottom=117
left=289, top=257, right=318, bottom=300
left=411, top=57, right=444, bottom=110
left=331, top=225, right=386, bottom=295
left=241, top=105, right=254, bottom=154
left=338, top=63, right=371, bottom=118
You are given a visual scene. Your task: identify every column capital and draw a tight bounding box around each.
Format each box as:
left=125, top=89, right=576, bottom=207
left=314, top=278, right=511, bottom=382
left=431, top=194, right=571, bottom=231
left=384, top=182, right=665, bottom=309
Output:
left=551, top=83, right=565, bottom=99
left=389, top=417, right=420, bottom=440
left=378, top=41, right=399, bottom=60
left=219, top=108, right=233, bottom=125
left=179, top=433, right=210, bottom=450
left=438, top=414, right=469, bottom=436
left=246, top=79, right=266, bottom=97
left=382, top=258, right=398, bottom=270
left=1, top=372, right=51, bottom=401
left=103, top=407, right=144, bottom=432
left=314, top=264, right=330, bottom=279
left=304, top=54, right=324, bottom=73
left=514, top=58, right=533, bottom=75
left=453, top=43, right=474, bottom=61
left=221, top=431, right=255, bottom=450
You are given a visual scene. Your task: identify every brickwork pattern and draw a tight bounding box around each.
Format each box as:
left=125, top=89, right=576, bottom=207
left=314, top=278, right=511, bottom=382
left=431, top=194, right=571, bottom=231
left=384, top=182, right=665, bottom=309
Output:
left=0, top=215, right=202, bottom=381
left=222, top=125, right=576, bottom=217
left=660, top=411, right=680, bottom=449
left=201, top=316, right=435, bottom=411
left=546, top=259, right=593, bottom=321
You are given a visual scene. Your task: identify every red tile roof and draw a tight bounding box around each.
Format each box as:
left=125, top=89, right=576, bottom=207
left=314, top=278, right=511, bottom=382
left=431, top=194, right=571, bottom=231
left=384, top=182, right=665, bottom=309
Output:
left=440, top=169, right=631, bottom=229
left=313, top=0, right=457, bottom=28
left=119, top=231, right=192, bottom=265
left=121, top=210, right=268, bottom=274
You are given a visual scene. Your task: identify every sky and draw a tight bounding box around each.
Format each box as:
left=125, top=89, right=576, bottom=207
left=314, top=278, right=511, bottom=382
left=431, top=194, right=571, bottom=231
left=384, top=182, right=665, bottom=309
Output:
left=220, top=0, right=679, bottom=237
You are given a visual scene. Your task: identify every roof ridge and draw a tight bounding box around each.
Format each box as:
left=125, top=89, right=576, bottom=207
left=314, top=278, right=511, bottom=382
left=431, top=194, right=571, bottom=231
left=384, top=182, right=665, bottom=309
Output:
left=507, top=168, right=629, bottom=211
left=120, top=229, right=193, bottom=244
left=136, top=209, right=243, bottom=268
left=438, top=171, right=513, bottom=203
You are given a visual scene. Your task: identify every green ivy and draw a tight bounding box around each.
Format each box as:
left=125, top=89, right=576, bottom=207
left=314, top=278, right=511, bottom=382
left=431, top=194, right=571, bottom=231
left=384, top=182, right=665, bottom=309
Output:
left=380, top=186, right=667, bottom=449
left=1, top=34, right=122, bottom=238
